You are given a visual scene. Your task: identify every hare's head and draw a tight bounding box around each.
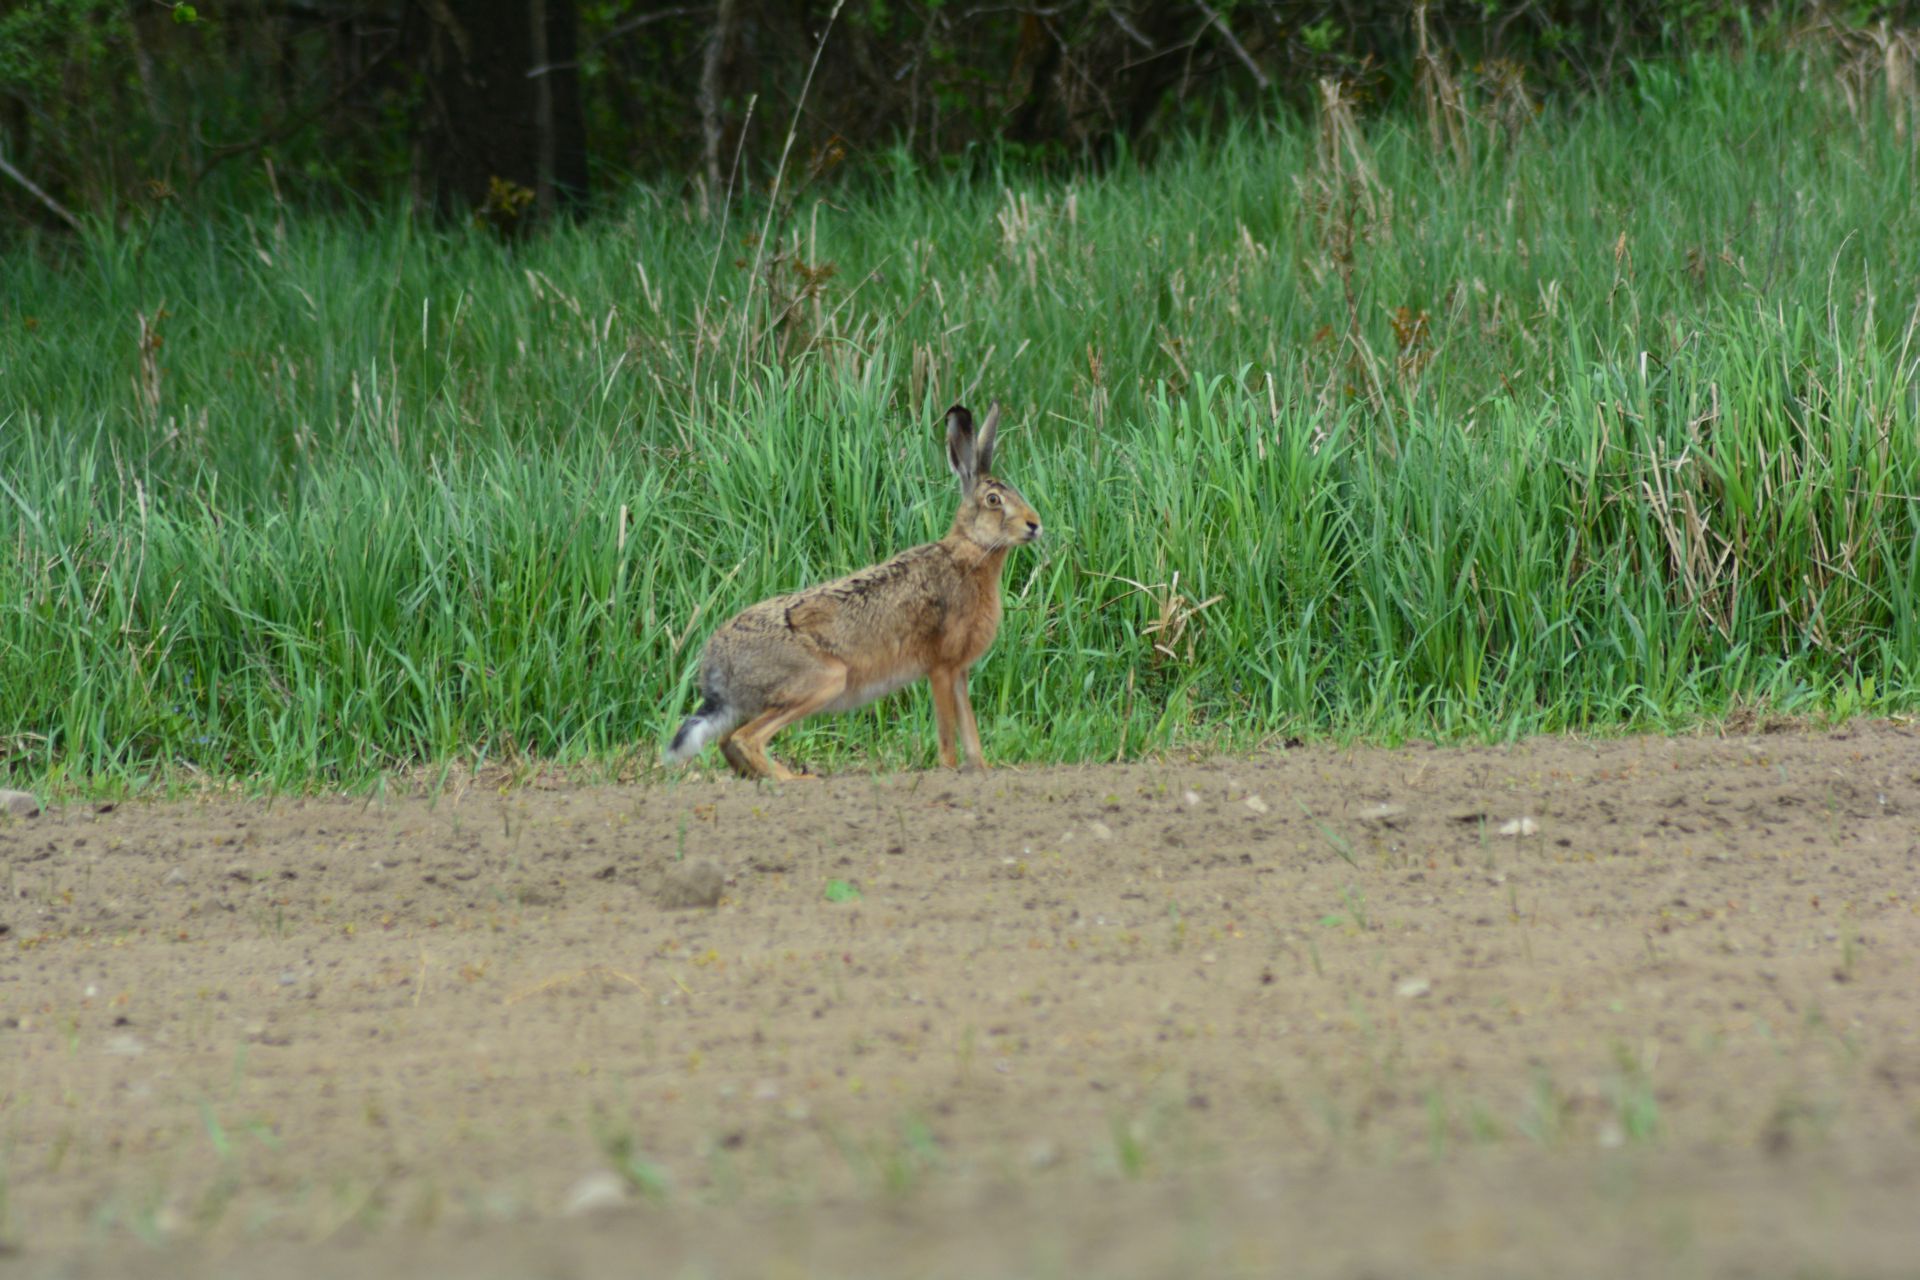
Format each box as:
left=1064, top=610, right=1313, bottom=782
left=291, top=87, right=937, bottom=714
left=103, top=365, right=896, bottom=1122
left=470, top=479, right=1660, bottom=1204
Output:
left=945, top=403, right=1042, bottom=550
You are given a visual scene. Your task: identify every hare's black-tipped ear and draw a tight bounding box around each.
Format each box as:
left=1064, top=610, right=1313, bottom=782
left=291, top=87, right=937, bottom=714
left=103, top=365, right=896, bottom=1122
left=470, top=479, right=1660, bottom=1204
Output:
left=975, top=402, right=1001, bottom=477
left=945, top=404, right=977, bottom=490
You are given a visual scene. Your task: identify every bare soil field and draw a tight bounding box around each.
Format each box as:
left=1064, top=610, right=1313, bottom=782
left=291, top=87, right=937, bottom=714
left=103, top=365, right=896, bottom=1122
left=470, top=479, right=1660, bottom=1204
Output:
left=5, top=725, right=1920, bottom=1279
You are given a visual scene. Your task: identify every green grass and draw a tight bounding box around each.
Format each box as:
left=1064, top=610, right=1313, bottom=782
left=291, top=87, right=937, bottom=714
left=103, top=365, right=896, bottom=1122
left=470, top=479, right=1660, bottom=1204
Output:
left=3, top=51, right=1918, bottom=790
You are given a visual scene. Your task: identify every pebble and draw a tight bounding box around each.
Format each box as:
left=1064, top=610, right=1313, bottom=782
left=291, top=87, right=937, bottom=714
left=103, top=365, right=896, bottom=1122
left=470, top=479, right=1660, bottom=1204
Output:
left=106, top=1034, right=147, bottom=1057
left=561, top=1171, right=629, bottom=1217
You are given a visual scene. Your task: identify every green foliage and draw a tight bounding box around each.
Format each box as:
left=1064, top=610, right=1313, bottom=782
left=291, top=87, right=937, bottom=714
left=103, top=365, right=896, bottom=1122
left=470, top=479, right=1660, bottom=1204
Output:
left=2, top=52, right=1917, bottom=789
left=1300, top=20, right=1343, bottom=55
left=0, top=0, right=121, bottom=95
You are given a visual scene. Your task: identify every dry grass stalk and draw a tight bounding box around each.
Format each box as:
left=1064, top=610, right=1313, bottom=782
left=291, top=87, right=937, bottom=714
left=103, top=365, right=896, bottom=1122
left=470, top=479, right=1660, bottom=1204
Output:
left=997, top=187, right=1053, bottom=291
left=134, top=306, right=166, bottom=424
left=1823, top=17, right=1920, bottom=139
left=1390, top=305, right=1434, bottom=388
left=1100, top=571, right=1225, bottom=667
left=728, top=0, right=846, bottom=393
left=1295, top=77, right=1395, bottom=423
left=1086, top=344, right=1108, bottom=434
left=909, top=341, right=939, bottom=415
left=1640, top=460, right=1736, bottom=642
left=1311, top=76, right=1387, bottom=229
left=1414, top=3, right=1471, bottom=172
left=1478, top=58, right=1539, bottom=148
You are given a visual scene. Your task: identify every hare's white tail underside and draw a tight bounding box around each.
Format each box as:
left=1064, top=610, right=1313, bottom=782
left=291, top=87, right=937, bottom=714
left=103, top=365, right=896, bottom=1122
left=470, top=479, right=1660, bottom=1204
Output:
left=664, top=695, right=740, bottom=766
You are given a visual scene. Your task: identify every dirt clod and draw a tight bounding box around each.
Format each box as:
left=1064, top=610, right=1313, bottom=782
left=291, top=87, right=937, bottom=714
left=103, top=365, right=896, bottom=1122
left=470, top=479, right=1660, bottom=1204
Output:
left=658, top=858, right=725, bottom=909
left=1, top=789, right=42, bottom=818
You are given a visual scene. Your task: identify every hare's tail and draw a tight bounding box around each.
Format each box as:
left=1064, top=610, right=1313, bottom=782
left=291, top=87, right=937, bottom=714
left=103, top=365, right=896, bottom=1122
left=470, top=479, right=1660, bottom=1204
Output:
left=664, top=691, right=740, bottom=766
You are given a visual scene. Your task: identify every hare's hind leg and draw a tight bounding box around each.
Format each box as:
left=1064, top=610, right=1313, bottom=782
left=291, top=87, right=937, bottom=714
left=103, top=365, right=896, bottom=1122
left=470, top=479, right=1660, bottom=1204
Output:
left=717, top=734, right=758, bottom=779
left=725, top=665, right=848, bottom=781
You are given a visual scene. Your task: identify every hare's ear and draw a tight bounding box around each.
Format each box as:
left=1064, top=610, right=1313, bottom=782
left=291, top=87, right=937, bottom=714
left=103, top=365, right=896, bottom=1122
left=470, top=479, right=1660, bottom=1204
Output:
left=974, top=402, right=1001, bottom=477
left=945, top=404, right=977, bottom=492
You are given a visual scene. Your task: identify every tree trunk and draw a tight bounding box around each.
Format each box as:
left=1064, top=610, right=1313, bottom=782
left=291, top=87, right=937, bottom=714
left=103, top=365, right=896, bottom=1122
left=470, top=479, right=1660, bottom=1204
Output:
left=697, top=0, right=739, bottom=208
left=413, top=0, right=587, bottom=224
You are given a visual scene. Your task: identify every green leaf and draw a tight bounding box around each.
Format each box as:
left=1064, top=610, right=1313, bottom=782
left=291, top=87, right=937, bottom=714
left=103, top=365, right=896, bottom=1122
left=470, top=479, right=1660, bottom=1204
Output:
left=824, top=879, right=861, bottom=903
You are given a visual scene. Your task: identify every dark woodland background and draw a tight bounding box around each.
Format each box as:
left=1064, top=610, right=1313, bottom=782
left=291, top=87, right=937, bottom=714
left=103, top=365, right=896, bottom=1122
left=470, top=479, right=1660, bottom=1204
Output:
left=1, top=1, right=1913, bottom=229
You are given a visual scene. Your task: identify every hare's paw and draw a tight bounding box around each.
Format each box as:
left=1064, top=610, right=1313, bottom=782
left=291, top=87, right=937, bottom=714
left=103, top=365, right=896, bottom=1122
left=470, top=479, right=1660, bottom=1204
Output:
left=767, top=758, right=822, bottom=783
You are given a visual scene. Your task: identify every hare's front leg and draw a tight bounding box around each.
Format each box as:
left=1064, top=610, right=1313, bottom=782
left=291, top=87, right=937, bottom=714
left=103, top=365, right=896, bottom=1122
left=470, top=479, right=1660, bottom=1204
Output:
left=953, top=668, right=988, bottom=771
left=928, top=665, right=961, bottom=769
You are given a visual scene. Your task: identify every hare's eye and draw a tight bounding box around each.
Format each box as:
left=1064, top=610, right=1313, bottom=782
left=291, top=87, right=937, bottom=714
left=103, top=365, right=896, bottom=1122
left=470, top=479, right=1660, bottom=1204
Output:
left=985, top=492, right=1002, bottom=508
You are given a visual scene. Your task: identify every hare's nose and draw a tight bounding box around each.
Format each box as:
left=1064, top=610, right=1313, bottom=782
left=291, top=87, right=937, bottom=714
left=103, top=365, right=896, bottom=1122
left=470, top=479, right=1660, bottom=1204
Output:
left=1024, top=519, right=1042, bottom=539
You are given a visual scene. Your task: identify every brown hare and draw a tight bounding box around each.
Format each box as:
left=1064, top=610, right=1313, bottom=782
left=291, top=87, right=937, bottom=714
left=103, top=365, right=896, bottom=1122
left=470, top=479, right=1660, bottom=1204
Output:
left=665, top=403, right=1042, bottom=780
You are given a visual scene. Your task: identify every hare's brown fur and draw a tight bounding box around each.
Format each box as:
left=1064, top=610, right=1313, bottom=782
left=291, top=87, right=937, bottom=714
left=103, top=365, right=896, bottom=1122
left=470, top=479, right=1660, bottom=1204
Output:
left=665, top=404, right=1040, bottom=780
